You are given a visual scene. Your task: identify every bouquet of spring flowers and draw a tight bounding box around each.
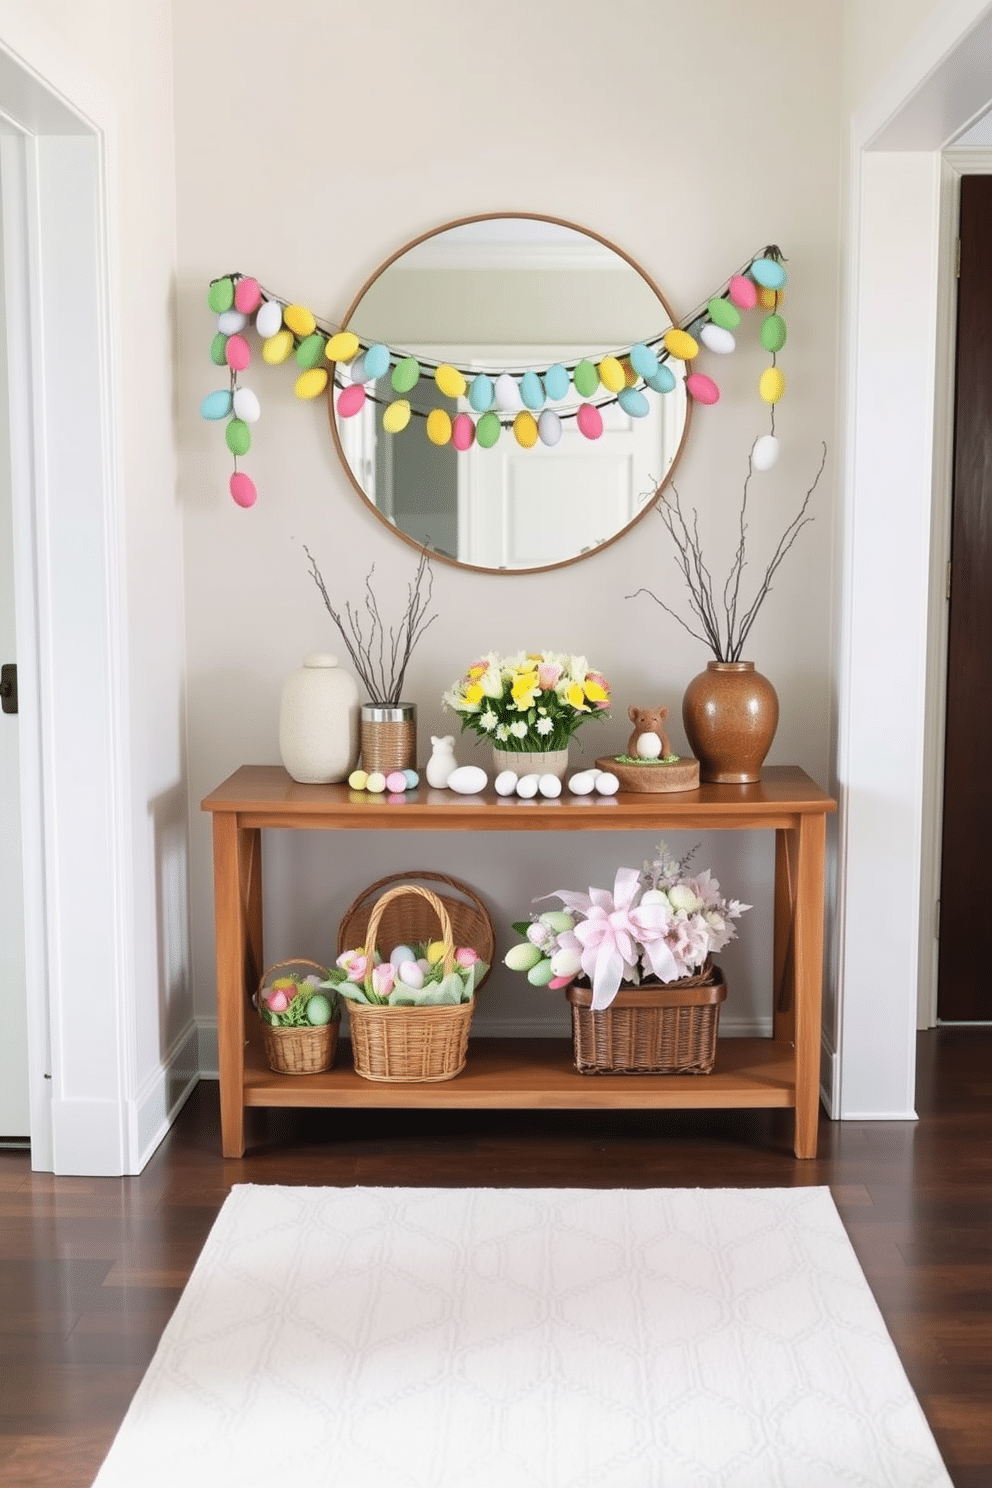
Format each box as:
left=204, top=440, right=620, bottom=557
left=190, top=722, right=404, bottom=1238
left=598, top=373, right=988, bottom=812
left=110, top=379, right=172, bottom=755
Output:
left=324, top=939, right=488, bottom=1007
left=504, top=841, right=750, bottom=1011
left=442, top=650, right=610, bottom=751
left=258, top=970, right=339, bottom=1027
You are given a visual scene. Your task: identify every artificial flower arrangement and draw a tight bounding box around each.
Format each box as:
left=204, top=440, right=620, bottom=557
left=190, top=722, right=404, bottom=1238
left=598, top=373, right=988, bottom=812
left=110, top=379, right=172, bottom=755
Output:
left=504, top=841, right=750, bottom=1011
left=323, top=940, right=488, bottom=1007
left=257, top=971, right=339, bottom=1027
left=442, top=650, right=611, bottom=751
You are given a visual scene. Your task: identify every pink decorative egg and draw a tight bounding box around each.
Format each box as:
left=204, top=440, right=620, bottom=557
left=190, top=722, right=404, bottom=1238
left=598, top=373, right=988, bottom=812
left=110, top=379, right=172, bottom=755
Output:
left=451, top=413, right=475, bottom=450
left=229, top=471, right=257, bottom=508
left=576, top=402, right=604, bottom=440
left=225, top=333, right=250, bottom=371
left=234, top=277, right=261, bottom=314
left=337, top=383, right=366, bottom=418
left=385, top=770, right=408, bottom=792
left=728, top=274, right=757, bottom=310
left=686, top=373, right=720, bottom=405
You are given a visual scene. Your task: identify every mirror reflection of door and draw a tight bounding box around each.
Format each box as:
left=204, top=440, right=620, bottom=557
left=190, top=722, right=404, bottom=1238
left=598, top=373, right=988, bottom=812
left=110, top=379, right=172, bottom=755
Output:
left=937, top=172, right=992, bottom=1022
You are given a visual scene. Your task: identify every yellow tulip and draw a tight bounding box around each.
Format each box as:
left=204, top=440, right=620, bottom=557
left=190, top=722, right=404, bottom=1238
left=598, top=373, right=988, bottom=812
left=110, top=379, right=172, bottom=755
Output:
left=584, top=679, right=609, bottom=704
left=464, top=683, right=484, bottom=705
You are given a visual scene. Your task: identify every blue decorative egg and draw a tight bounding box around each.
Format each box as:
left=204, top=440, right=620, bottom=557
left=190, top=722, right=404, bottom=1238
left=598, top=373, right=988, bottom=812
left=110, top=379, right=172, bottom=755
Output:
left=617, top=386, right=650, bottom=418
left=364, top=343, right=390, bottom=379
left=468, top=374, right=494, bottom=412
left=645, top=364, right=677, bottom=394
left=519, top=370, right=546, bottom=410
left=751, top=257, right=787, bottom=291
left=543, top=363, right=570, bottom=400
left=629, top=342, right=659, bottom=379
left=200, top=389, right=232, bottom=420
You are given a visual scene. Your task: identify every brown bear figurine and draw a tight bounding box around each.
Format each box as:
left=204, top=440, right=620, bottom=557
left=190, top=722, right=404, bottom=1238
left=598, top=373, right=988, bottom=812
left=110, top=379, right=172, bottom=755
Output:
left=627, top=705, right=672, bottom=760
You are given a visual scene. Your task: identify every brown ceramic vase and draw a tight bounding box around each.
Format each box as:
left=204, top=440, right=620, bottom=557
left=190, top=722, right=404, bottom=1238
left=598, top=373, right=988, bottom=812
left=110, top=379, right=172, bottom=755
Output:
left=682, top=660, right=778, bottom=784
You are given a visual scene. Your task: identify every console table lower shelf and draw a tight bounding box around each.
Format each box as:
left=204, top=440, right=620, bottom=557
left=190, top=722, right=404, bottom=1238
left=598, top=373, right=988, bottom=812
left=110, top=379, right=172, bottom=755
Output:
left=243, top=1035, right=798, bottom=1113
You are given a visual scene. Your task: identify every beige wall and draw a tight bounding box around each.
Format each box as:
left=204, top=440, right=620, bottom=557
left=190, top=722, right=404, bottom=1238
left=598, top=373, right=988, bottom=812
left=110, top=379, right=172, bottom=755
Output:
left=843, top=0, right=950, bottom=113
left=174, top=0, right=844, bottom=1037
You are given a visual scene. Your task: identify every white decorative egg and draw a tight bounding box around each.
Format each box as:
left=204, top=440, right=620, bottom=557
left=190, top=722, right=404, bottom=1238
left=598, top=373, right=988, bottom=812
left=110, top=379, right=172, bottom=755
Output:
left=232, top=386, right=261, bottom=423
left=447, top=765, right=488, bottom=795
left=494, top=373, right=522, bottom=412
left=699, top=323, right=736, bottom=355
left=595, top=772, right=619, bottom=795
left=494, top=769, right=518, bottom=796
left=567, top=771, right=596, bottom=795
left=635, top=732, right=662, bottom=759
left=515, top=773, right=539, bottom=798
left=751, top=433, right=781, bottom=471
left=538, top=773, right=562, bottom=798
left=255, top=300, right=283, bottom=338
left=217, top=309, right=248, bottom=335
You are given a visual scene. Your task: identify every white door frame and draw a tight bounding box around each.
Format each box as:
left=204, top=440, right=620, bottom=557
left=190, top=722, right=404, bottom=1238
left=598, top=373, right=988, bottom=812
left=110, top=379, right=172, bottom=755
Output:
left=835, top=0, right=992, bottom=1118
left=0, top=40, right=134, bottom=1172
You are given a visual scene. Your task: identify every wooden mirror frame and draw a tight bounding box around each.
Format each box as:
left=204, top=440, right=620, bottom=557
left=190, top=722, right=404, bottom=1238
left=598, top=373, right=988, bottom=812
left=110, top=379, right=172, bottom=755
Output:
left=327, top=212, right=692, bottom=576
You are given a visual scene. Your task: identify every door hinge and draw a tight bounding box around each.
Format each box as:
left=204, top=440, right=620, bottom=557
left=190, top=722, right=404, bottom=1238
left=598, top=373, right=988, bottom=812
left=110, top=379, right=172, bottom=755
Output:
left=935, top=898, right=941, bottom=939
left=0, top=662, right=17, bottom=714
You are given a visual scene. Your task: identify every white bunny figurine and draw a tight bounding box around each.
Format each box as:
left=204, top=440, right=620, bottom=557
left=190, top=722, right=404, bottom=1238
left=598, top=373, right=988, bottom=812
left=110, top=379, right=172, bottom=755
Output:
left=425, top=734, right=458, bottom=788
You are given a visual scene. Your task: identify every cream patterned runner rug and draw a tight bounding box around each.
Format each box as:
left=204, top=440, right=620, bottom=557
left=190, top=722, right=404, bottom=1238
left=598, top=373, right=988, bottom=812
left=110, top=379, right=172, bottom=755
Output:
left=92, top=1184, right=951, bottom=1488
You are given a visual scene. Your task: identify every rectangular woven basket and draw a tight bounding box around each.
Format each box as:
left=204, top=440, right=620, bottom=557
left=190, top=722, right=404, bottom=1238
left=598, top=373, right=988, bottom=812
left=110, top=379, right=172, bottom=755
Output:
left=566, top=962, right=726, bottom=1075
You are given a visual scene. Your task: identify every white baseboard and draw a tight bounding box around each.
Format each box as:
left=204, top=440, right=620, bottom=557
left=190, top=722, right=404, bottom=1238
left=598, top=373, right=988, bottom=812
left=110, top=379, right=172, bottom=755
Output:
left=820, top=1027, right=838, bottom=1119
left=131, top=1022, right=201, bottom=1170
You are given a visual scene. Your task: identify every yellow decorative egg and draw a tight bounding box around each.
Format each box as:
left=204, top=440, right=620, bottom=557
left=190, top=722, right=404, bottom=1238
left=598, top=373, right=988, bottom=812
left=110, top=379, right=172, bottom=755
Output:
left=757, top=286, right=782, bottom=311
left=598, top=356, right=626, bottom=393
left=663, top=328, right=699, bottom=361
left=283, top=304, right=317, bottom=337
left=294, top=367, right=329, bottom=399
left=513, top=410, right=538, bottom=448
left=262, top=330, right=295, bottom=365
left=383, top=399, right=412, bottom=434
left=426, top=408, right=452, bottom=445
left=326, top=331, right=359, bottom=362
left=759, top=366, right=786, bottom=404
left=435, top=363, right=467, bottom=399
left=426, top=941, right=446, bottom=965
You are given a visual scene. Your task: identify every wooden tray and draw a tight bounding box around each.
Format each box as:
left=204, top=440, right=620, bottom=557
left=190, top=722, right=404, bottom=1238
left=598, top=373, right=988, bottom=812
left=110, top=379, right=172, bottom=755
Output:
left=595, top=755, right=700, bottom=793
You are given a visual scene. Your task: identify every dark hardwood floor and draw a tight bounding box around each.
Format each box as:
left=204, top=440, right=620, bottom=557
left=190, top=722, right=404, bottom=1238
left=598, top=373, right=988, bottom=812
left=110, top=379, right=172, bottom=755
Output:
left=1, top=1027, right=990, bottom=1487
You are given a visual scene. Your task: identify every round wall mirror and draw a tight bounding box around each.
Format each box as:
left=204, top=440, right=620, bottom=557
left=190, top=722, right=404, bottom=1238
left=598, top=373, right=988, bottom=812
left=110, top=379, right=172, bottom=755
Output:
left=328, top=214, right=690, bottom=574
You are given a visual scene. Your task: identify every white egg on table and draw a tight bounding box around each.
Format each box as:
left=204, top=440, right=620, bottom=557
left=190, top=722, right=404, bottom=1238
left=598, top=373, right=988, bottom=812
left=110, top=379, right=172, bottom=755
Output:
left=595, top=772, right=619, bottom=795
left=447, top=765, right=488, bottom=795
left=515, top=773, right=539, bottom=798
left=635, top=733, right=663, bottom=759
left=494, top=770, right=518, bottom=796
left=538, top=773, right=562, bottom=798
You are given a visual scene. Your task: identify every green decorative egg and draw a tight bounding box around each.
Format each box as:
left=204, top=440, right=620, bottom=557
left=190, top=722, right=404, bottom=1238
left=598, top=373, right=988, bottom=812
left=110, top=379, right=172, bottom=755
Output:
left=305, top=993, right=334, bottom=1026
left=760, top=313, right=787, bottom=353
left=295, top=333, right=327, bottom=369
left=573, top=359, right=599, bottom=397
left=505, top=941, right=542, bottom=972
left=225, top=418, right=251, bottom=456
left=476, top=411, right=502, bottom=448
left=526, top=958, right=556, bottom=987
left=391, top=356, right=421, bottom=393
left=707, top=296, right=741, bottom=331
left=207, top=277, right=234, bottom=313
left=210, top=333, right=229, bottom=366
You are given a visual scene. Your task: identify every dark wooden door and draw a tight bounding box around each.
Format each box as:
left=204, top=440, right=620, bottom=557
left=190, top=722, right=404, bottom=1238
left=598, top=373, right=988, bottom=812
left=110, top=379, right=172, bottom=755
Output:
left=938, top=174, right=992, bottom=1021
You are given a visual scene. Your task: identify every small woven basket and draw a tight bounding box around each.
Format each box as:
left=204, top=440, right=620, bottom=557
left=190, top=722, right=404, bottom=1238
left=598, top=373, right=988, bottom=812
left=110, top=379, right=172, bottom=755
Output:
left=566, top=961, right=726, bottom=1075
left=338, top=883, right=482, bottom=1082
left=337, top=871, right=495, bottom=989
left=257, top=959, right=339, bottom=1075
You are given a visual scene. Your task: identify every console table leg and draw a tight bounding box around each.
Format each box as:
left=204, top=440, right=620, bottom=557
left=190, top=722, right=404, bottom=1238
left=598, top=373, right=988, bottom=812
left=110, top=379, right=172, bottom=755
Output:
left=212, top=813, right=261, bottom=1158
left=793, top=811, right=826, bottom=1158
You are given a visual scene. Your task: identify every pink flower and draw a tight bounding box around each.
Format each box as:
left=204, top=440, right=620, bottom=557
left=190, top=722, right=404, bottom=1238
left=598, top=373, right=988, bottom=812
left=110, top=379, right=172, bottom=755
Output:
left=586, top=671, right=611, bottom=709
left=537, top=661, right=563, bottom=690
left=455, top=947, right=479, bottom=967
left=370, top=962, right=396, bottom=999
left=345, top=953, right=372, bottom=983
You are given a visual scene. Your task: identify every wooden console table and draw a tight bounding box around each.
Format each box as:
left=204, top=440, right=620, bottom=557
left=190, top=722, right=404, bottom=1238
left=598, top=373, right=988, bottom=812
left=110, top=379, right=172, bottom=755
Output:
left=202, top=764, right=835, bottom=1159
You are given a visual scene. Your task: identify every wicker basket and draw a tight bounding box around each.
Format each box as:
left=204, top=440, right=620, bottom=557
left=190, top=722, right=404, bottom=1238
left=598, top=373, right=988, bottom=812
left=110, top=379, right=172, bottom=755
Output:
left=566, top=961, right=726, bottom=1075
left=257, top=959, right=339, bottom=1075
left=337, top=871, right=495, bottom=989
left=337, top=882, right=485, bottom=1082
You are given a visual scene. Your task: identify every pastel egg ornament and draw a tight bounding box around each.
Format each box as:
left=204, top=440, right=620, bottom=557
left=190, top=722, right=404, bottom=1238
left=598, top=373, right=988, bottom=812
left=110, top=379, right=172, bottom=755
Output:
left=663, top=328, right=699, bottom=361
left=699, top=323, right=736, bottom=355
left=225, top=417, right=251, bottom=457
left=391, top=355, right=420, bottom=393
left=210, top=333, right=229, bottom=366
left=294, top=367, right=328, bottom=399
left=537, top=409, right=563, bottom=446
left=326, top=330, right=360, bottom=363
left=728, top=274, right=758, bottom=310
left=707, top=296, right=741, bottom=331
left=295, top=333, right=327, bottom=369
left=751, top=432, right=781, bottom=471
left=283, top=303, right=316, bottom=337
left=200, top=389, right=232, bottom=420
left=576, top=402, right=604, bottom=440
left=382, top=399, right=412, bottom=434
left=751, top=256, right=787, bottom=291
left=426, top=408, right=453, bottom=446
left=513, top=410, right=538, bottom=448
left=645, top=363, right=677, bottom=394
left=476, top=411, right=501, bottom=448
left=216, top=308, right=248, bottom=336
left=232, top=386, right=261, bottom=423
left=617, top=386, right=650, bottom=418
left=572, top=359, right=599, bottom=397
left=598, top=355, right=626, bottom=393
left=207, top=277, right=234, bottom=313
left=468, top=373, right=494, bottom=412
left=255, top=300, right=284, bottom=339
left=543, top=363, right=570, bottom=401
left=629, top=342, right=659, bottom=380
left=519, top=369, right=545, bottom=410
left=435, top=363, right=467, bottom=399
left=686, top=372, right=720, bottom=405
left=494, top=372, right=522, bottom=412
left=757, top=285, right=783, bottom=311
left=759, top=366, right=786, bottom=404
left=337, top=382, right=366, bottom=418
left=229, top=471, right=257, bottom=508
left=760, top=313, right=788, bottom=354
left=451, top=412, right=476, bottom=450
left=234, top=276, right=261, bottom=314
left=225, top=333, right=251, bottom=371
left=262, top=330, right=294, bottom=365
left=363, top=343, right=390, bottom=380
left=447, top=765, right=488, bottom=795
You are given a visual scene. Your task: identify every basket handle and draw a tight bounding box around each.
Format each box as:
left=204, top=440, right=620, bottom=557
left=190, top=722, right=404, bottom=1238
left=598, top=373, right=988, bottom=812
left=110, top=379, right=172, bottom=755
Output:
left=362, top=884, right=456, bottom=978
left=256, top=958, right=331, bottom=999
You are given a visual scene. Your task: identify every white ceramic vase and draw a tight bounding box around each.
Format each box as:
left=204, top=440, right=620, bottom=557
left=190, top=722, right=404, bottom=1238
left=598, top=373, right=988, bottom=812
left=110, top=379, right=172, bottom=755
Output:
left=279, top=653, right=359, bottom=784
